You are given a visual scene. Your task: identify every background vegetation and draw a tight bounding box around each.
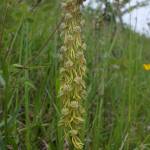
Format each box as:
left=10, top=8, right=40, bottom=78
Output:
left=0, top=0, right=150, bottom=149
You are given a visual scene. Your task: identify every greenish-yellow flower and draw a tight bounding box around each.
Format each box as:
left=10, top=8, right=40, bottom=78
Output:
left=59, top=0, right=86, bottom=149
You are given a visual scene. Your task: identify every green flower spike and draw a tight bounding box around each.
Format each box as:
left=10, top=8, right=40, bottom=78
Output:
left=59, top=0, right=87, bottom=149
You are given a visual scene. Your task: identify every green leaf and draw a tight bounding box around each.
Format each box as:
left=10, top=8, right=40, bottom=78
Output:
left=0, top=74, right=5, bottom=88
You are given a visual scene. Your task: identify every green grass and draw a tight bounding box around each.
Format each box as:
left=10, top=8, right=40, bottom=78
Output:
left=0, top=1, right=150, bottom=150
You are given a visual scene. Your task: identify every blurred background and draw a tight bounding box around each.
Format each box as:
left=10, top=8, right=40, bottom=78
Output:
left=84, top=0, right=150, bottom=36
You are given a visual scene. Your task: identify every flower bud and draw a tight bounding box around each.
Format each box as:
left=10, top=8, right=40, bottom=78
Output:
left=73, top=26, right=81, bottom=33
left=60, top=23, right=67, bottom=30
left=65, top=60, right=73, bottom=68
left=80, top=19, right=85, bottom=26
left=62, top=108, right=69, bottom=116
left=70, top=130, right=78, bottom=136
left=65, top=13, right=73, bottom=20
left=60, top=67, right=66, bottom=74
left=60, top=46, right=67, bottom=53
left=74, top=76, right=82, bottom=84
left=82, top=43, right=87, bottom=50
left=61, top=2, right=66, bottom=8
left=58, top=54, right=63, bottom=61
left=64, top=35, right=73, bottom=44
left=70, top=101, right=79, bottom=109
left=76, top=51, right=83, bottom=58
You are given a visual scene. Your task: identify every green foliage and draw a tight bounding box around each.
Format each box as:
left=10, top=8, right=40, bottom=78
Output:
left=0, top=1, right=150, bottom=150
